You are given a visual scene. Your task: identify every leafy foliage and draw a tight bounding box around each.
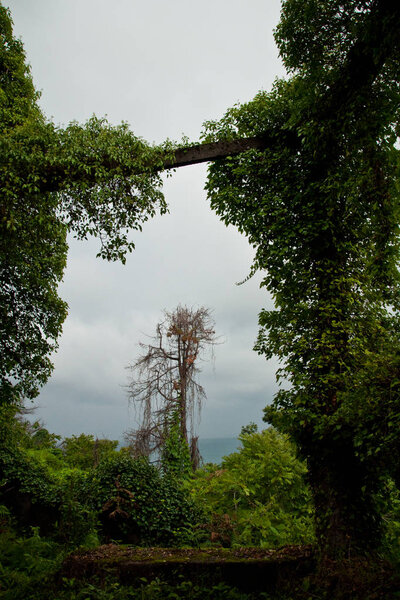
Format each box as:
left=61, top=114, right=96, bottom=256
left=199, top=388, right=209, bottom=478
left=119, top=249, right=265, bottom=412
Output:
left=0, top=407, right=98, bottom=545
left=78, top=453, right=204, bottom=546
left=0, top=407, right=60, bottom=509
left=190, top=428, right=314, bottom=548
left=161, top=410, right=192, bottom=478
left=0, top=6, right=68, bottom=404
left=0, top=527, right=63, bottom=600
left=0, top=408, right=399, bottom=598
left=61, top=434, right=119, bottom=470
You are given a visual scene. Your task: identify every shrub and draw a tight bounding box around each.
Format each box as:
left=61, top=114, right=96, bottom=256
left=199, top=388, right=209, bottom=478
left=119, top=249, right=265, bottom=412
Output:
left=190, top=427, right=315, bottom=547
left=79, top=454, right=204, bottom=545
left=0, top=442, right=61, bottom=535
left=0, top=527, right=63, bottom=600
left=379, top=477, right=400, bottom=562
left=0, top=407, right=99, bottom=546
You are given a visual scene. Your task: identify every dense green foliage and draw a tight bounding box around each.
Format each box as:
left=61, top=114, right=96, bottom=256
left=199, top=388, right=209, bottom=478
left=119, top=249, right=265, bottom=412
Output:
left=61, top=434, right=119, bottom=470
left=190, top=427, right=314, bottom=547
left=79, top=453, right=203, bottom=546
left=203, top=0, right=400, bottom=557
left=0, top=413, right=68, bottom=531
left=1, top=407, right=400, bottom=598
left=0, top=4, right=68, bottom=404
left=160, top=410, right=193, bottom=478
left=0, top=406, right=203, bottom=547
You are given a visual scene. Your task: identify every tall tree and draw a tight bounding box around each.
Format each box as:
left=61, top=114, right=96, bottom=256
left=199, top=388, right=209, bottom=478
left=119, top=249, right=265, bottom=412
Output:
left=126, top=306, right=217, bottom=467
left=204, top=0, right=400, bottom=558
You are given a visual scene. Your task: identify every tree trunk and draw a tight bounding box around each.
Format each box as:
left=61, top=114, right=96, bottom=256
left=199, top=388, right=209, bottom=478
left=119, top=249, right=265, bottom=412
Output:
left=179, top=393, right=187, bottom=445
left=307, top=438, right=382, bottom=560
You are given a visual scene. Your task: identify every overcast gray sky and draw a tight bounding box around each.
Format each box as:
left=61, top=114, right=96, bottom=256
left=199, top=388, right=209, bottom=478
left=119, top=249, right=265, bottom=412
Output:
left=6, top=0, right=287, bottom=440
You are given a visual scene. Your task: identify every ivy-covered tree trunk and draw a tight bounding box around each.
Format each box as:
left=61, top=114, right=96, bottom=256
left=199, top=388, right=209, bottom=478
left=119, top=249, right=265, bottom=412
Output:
left=298, top=232, right=384, bottom=556
left=303, top=435, right=382, bottom=558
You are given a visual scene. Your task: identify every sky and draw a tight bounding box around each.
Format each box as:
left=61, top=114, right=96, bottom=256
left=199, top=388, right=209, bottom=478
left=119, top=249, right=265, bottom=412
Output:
left=6, top=0, right=287, bottom=441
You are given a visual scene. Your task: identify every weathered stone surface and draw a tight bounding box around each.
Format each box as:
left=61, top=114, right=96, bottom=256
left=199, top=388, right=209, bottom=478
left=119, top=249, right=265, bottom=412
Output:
left=61, top=545, right=315, bottom=592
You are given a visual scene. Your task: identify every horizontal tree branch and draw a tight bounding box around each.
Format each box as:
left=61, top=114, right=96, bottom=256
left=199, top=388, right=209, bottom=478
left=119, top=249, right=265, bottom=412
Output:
left=162, top=136, right=272, bottom=169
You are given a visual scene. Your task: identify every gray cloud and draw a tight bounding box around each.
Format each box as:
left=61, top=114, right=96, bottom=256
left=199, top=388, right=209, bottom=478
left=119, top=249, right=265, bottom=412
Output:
left=7, top=0, right=285, bottom=441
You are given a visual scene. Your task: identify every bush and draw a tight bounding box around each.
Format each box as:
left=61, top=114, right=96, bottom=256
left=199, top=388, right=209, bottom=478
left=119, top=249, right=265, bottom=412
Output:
left=0, top=527, right=63, bottom=600
left=190, top=427, right=315, bottom=547
left=379, top=477, right=400, bottom=562
left=56, top=469, right=99, bottom=547
left=0, top=442, right=61, bottom=536
left=79, top=454, right=204, bottom=545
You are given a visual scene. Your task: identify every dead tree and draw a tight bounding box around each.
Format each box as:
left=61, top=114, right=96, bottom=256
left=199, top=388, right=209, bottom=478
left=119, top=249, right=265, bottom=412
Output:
left=125, top=306, right=218, bottom=466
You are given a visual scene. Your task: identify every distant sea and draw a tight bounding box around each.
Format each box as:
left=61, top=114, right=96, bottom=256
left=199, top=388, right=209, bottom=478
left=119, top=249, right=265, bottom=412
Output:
left=198, top=437, right=240, bottom=465
left=119, top=436, right=241, bottom=466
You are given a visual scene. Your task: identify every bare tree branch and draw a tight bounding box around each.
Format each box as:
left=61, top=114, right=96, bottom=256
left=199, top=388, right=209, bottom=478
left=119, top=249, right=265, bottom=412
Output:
left=125, top=305, right=220, bottom=467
